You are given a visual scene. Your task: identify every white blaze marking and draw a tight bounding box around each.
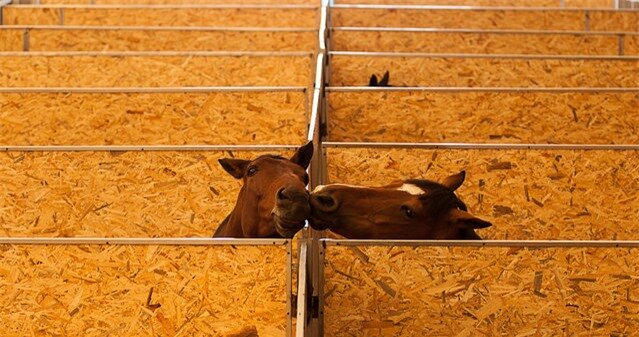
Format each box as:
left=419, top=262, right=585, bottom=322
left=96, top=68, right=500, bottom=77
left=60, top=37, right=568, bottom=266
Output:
left=397, top=184, right=425, bottom=195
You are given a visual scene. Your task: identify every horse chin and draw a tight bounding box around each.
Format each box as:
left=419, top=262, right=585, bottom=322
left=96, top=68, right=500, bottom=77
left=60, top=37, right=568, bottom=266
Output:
left=308, top=216, right=332, bottom=231
left=272, top=214, right=305, bottom=238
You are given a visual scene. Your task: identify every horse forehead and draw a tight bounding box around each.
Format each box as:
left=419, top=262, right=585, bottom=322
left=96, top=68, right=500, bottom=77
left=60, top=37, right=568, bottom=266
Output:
left=396, top=183, right=425, bottom=196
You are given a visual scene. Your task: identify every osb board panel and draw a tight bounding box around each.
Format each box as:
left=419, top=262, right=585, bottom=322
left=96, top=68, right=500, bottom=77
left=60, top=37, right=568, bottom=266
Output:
left=0, top=54, right=312, bottom=87
left=0, top=244, right=287, bottom=336
left=330, top=55, right=639, bottom=87
left=627, top=35, right=639, bottom=55
left=0, top=150, right=295, bottom=237
left=29, top=29, right=317, bottom=52
left=3, top=7, right=318, bottom=28
left=324, top=245, right=639, bottom=336
left=331, top=8, right=585, bottom=30
left=326, top=148, right=639, bottom=240
left=327, top=91, right=639, bottom=144
left=42, top=0, right=316, bottom=3
left=590, top=11, right=639, bottom=32
left=331, top=30, right=621, bottom=55
left=0, top=91, right=306, bottom=145
left=0, top=30, right=23, bottom=52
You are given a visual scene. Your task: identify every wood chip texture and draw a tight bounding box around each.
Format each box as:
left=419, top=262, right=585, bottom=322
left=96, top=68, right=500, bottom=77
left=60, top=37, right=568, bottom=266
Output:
left=0, top=54, right=313, bottom=87
left=324, top=245, right=639, bottom=336
left=326, top=148, right=639, bottom=240
left=331, top=30, right=628, bottom=55
left=330, top=55, right=639, bottom=87
left=0, top=243, right=287, bottom=336
left=327, top=91, right=639, bottom=144
left=3, top=7, right=319, bottom=28
left=0, top=91, right=307, bottom=145
left=23, top=28, right=317, bottom=52
left=0, top=29, right=23, bottom=52
left=334, top=0, right=614, bottom=6
left=0, top=150, right=294, bottom=237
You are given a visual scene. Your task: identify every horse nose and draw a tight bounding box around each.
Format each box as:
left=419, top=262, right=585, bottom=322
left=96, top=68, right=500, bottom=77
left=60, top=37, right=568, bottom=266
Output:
left=276, top=186, right=309, bottom=203
left=311, top=191, right=339, bottom=213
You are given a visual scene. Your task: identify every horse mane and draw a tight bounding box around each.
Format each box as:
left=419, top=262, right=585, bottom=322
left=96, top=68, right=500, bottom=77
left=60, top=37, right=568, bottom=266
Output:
left=405, top=179, right=468, bottom=220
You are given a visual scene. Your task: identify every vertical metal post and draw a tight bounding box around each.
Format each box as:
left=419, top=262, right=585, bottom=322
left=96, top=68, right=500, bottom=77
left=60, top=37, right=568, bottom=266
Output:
left=295, top=241, right=308, bottom=337
left=286, top=240, right=293, bottom=337
left=618, top=35, right=625, bottom=56
left=584, top=11, right=590, bottom=31
left=317, top=240, right=326, bottom=336
left=23, top=28, right=30, bottom=51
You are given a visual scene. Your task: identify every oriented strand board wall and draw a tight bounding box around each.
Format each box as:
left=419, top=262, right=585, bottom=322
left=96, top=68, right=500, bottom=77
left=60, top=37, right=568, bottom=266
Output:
left=323, top=245, right=639, bottom=336
left=0, top=53, right=312, bottom=87
left=333, top=0, right=614, bottom=6
left=332, top=8, right=587, bottom=30
left=626, top=35, right=639, bottom=54
left=330, top=55, right=639, bottom=87
left=325, top=147, right=639, bottom=240
left=327, top=90, right=639, bottom=144
left=41, top=0, right=317, bottom=3
left=589, top=11, right=639, bottom=31
left=0, top=90, right=307, bottom=145
left=331, top=30, right=624, bottom=55
left=0, top=29, right=23, bottom=52
left=26, top=28, right=317, bottom=52
left=0, top=150, right=295, bottom=237
left=3, top=7, right=318, bottom=28
left=0, top=243, right=288, bottom=336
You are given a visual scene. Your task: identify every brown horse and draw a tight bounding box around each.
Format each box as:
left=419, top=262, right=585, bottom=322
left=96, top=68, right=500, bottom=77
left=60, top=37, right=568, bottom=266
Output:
left=309, top=171, right=492, bottom=239
left=214, top=142, right=313, bottom=238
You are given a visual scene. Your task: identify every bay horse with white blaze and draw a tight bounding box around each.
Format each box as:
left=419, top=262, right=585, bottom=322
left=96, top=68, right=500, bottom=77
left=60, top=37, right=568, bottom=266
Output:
left=213, top=142, right=313, bottom=238
left=309, top=171, right=492, bottom=239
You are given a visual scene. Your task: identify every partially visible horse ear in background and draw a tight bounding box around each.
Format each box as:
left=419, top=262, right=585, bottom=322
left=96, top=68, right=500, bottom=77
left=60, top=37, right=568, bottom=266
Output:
left=369, top=70, right=391, bottom=87
left=441, top=170, right=466, bottom=191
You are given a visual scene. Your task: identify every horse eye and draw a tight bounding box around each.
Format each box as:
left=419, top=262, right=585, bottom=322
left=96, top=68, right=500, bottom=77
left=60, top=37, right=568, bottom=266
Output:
left=247, top=166, right=258, bottom=177
left=401, top=205, right=415, bottom=219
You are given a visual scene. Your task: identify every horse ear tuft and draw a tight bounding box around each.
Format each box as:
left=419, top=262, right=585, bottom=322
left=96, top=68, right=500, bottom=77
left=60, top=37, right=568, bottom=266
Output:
left=369, top=74, right=378, bottom=86
left=380, top=70, right=390, bottom=86
left=450, top=208, right=492, bottom=230
left=218, top=158, right=250, bottom=179
left=441, top=170, right=466, bottom=191
left=290, top=141, right=314, bottom=169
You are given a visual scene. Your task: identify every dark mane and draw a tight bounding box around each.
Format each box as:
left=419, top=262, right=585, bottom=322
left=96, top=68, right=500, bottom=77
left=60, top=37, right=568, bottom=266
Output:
left=405, top=179, right=468, bottom=220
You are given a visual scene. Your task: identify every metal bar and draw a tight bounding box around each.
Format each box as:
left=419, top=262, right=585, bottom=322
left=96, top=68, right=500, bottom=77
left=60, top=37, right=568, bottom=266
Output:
left=322, top=239, right=639, bottom=248
left=584, top=10, right=590, bottom=31
left=0, top=86, right=307, bottom=93
left=619, top=35, right=625, bottom=56
left=317, top=237, right=326, bottom=337
left=322, top=142, right=639, bottom=151
left=22, top=28, right=29, bottom=51
left=0, top=145, right=301, bottom=152
left=330, top=51, right=639, bottom=60
left=14, top=4, right=319, bottom=9
left=326, top=86, right=639, bottom=93
left=331, top=4, right=637, bottom=11
left=0, top=50, right=313, bottom=57
left=286, top=241, right=293, bottom=337
left=318, top=6, right=327, bottom=52
left=295, top=241, right=308, bottom=337
left=0, top=237, right=289, bottom=246
left=331, top=27, right=639, bottom=36
left=559, top=0, right=565, bottom=7
left=0, top=25, right=319, bottom=32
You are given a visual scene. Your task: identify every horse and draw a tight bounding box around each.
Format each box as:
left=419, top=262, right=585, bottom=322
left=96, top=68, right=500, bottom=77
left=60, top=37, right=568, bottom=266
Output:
left=308, top=171, right=492, bottom=240
left=369, top=70, right=391, bottom=87
left=213, top=141, right=313, bottom=238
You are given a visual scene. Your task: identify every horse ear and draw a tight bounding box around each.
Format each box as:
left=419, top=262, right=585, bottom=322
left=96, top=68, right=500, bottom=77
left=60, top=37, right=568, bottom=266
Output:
left=369, top=74, right=378, bottom=86
left=450, top=208, right=492, bottom=229
left=218, top=158, right=250, bottom=179
left=441, top=171, right=466, bottom=191
left=290, top=141, right=314, bottom=169
left=379, top=70, right=390, bottom=86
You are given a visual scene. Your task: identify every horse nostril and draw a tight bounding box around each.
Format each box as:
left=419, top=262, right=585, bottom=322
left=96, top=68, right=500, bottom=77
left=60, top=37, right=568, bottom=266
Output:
left=277, top=187, right=288, bottom=201
left=316, top=195, right=335, bottom=208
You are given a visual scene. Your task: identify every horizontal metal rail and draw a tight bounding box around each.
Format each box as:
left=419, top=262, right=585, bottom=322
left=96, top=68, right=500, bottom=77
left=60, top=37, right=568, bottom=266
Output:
left=332, top=4, right=639, bottom=12
left=322, top=142, right=639, bottom=150
left=0, top=86, right=307, bottom=93
left=0, top=237, right=289, bottom=246
left=332, top=26, right=639, bottom=36
left=0, top=50, right=313, bottom=57
left=10, top=4, right=318, bottom=9
left=326, top=86, right=639, bottom=93
left=322, top=239, right=639, bottom=248
left=1, top=145, right=301, bottom=152
left=330, top=51, right=639, bottom=60
left=0, top=25, right=318, bottom=32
